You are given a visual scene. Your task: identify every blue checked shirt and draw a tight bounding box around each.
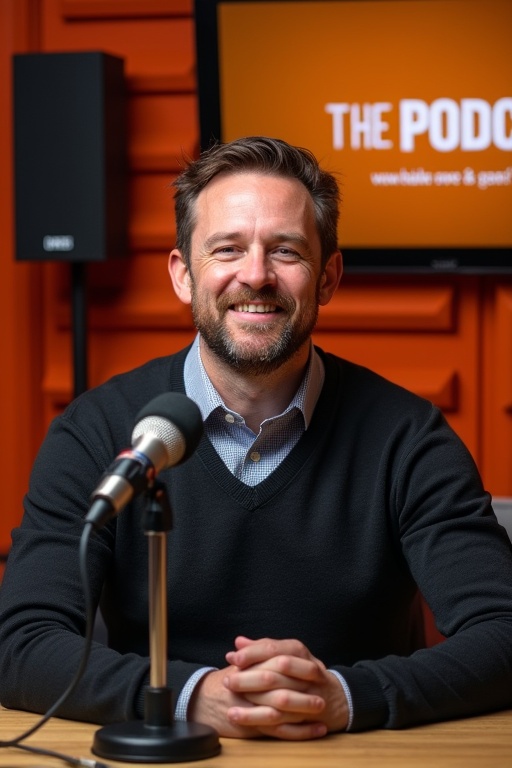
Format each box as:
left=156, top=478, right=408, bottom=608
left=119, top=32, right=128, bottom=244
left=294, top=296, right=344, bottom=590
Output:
left=174, top=335, right=353, bottom=729
left=184, top=334, right=324, bottom=482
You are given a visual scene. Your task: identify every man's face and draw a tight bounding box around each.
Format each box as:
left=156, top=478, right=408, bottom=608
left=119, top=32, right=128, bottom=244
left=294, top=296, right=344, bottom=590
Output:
left=177, top=172, right=331, bottom=375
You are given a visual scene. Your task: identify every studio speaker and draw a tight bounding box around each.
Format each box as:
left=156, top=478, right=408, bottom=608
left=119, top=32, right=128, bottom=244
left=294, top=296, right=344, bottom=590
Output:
left=13, top=51, right=127, bottom=262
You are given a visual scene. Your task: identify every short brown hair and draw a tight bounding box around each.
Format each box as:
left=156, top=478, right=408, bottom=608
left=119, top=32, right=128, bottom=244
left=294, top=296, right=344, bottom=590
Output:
left=172, top=136, right=340, bottom=268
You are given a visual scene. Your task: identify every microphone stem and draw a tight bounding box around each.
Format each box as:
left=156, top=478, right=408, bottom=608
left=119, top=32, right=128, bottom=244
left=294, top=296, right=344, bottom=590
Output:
left=147, top=531, right=168, bottom=689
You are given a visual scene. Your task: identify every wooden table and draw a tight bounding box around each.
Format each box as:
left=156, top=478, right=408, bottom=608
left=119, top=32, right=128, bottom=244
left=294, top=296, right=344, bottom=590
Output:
left=1, top=707, right=511, bottom=768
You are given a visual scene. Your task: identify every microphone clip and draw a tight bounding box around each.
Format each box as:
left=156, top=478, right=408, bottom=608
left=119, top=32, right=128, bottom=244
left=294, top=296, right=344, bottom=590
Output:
left=142, top=480, right=172, bottom=534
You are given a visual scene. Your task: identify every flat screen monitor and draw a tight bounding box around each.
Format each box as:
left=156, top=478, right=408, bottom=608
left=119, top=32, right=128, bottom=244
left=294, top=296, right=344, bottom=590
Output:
left=194, top=0, right=512, bottom=273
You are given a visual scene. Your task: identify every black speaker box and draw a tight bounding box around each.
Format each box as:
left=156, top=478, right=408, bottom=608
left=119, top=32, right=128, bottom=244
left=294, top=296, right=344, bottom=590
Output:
left=13, top=51, right=127, bottom=262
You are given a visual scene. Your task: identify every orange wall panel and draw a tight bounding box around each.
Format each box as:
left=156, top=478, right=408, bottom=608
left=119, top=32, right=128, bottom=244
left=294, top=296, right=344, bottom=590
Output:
left=129, top=94, right=198, bottom=172
left=482, top=281, right=512, bottom=495
left=42, top=1, right=196, bottom=90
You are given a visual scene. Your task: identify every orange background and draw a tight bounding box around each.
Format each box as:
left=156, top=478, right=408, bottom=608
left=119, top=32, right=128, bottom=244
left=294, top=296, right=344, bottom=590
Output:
left=219, top=0, right=512, bottom=247
left=0, top=0, right=511, bottom=647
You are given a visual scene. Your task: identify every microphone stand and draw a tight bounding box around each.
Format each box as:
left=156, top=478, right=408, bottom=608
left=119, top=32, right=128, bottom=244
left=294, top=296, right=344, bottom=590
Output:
left=91, top=481, right=221, bottom=762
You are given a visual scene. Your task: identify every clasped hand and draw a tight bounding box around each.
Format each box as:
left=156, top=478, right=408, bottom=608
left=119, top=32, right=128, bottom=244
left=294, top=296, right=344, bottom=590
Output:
left=189, top=636, right=348, bottom=740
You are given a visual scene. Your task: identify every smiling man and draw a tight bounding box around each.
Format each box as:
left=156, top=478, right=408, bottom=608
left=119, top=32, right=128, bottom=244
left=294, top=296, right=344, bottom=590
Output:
left=1, top=137, right=512, bottom=740
left=174, top=172, right=328, bottom=372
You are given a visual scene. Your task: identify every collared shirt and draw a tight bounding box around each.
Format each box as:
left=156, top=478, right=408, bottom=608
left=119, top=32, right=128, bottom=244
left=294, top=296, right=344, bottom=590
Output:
left=175, top=335, right=354, bottom=730
left=184, top=334, right=325, bottom=486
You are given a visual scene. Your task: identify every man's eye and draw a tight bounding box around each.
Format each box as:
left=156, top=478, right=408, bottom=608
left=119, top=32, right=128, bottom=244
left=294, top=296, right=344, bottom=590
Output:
left=272, top=247, right=300, bottom=259
left=214, top=246, right=239, bottom=256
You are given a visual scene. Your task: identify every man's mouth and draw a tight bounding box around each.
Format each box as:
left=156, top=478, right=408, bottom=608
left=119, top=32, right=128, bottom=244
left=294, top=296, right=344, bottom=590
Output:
left=232, top=303, right=280, bottom=314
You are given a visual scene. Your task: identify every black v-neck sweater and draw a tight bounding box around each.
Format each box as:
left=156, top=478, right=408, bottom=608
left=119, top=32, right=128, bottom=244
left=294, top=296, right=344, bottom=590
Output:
left=1, top=347, right=512, bottom=732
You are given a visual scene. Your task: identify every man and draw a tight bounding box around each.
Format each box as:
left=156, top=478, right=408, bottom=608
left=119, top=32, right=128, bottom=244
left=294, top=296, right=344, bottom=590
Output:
left=0, top=137, right=511, bottom=740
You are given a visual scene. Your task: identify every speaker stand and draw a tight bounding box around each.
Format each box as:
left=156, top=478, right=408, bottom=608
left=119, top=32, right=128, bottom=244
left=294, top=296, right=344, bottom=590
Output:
left=72, top=261, right=88, bottom=397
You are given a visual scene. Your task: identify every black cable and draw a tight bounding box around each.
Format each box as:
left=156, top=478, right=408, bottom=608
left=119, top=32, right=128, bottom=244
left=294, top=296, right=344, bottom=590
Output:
left=0, top=520, right=112, bottom=768
left=12, top=741, right=111, bottom=768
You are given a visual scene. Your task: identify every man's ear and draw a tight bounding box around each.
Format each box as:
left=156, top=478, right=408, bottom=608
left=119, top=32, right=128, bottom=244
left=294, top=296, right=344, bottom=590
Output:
left=168, top=249, right=192, bottom=305
left=318, top=250, right=343, bottom=306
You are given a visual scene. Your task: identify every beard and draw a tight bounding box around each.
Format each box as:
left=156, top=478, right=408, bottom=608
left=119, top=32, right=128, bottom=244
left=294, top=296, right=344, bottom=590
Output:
left=190, top=285, right=320, bottom=376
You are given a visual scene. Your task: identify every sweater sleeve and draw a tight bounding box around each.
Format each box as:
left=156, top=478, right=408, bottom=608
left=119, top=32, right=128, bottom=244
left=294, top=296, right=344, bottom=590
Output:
left=333, top=406, right=512, bottom=731
left=0, top=397, right=205, bottom=725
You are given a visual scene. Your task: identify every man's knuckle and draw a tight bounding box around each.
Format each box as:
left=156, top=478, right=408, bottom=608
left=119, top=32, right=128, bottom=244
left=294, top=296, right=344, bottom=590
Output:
left=261, top=670, right=275, bottom=686
left=275, top=655, right=291, bottom=673
left=274, top=689, right=292, bottom=708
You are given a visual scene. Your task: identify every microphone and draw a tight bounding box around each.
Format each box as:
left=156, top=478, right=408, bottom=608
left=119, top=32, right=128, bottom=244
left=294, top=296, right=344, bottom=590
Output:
left=85, top=392, right=220, bottom=759
left=86, top=392, right=203, bottom=529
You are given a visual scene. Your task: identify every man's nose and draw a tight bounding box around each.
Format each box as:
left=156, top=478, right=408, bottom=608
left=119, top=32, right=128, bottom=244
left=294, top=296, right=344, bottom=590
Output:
left=235, top=249, right=277, bottom=289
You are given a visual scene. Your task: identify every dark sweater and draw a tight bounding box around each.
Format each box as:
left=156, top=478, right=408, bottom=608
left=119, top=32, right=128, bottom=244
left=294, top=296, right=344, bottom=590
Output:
left=1, top=347, right=511, bottom=732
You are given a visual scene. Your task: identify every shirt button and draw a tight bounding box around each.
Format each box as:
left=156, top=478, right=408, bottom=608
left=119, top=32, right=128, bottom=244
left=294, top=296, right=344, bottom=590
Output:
left=225, top=413, right=235, bottom=423
left=250, top=451, right=261, bottom=463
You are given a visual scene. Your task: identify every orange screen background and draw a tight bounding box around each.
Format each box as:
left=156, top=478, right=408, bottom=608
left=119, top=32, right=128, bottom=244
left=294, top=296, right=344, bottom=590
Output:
left=218, top=0, right=512, bottom=249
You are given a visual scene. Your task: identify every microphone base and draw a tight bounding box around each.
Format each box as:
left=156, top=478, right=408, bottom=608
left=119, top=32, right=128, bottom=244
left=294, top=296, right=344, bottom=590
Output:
left=91, top=720, right=221, bottom=763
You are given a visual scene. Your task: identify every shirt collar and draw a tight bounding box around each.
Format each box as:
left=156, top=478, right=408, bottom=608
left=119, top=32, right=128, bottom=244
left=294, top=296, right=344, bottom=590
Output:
left=184, top=334, right=324, bottom=429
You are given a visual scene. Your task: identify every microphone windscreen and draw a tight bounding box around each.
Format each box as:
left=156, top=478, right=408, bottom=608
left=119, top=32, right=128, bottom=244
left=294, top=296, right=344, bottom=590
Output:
left=133, top=392, right=204, bottom=465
